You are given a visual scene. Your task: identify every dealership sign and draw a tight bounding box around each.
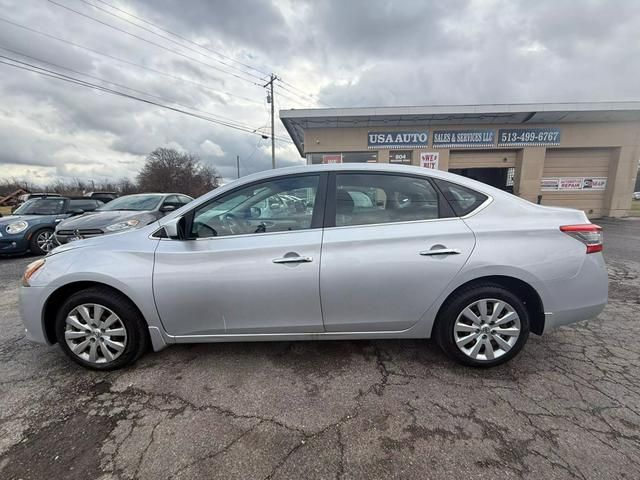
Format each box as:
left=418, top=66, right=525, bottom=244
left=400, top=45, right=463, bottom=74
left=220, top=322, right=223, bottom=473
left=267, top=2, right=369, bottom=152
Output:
left=432, top=129, right=495, bottom=148
left=541, top=177, right=607, bottom=191
left=368, top=131, right=429, bottom=149
left=498, top=127, right=561, bottom=146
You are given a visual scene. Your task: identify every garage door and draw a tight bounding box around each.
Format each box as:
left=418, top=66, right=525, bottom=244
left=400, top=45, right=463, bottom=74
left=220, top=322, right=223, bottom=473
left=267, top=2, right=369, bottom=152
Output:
left=541, top=148, right=611, bottom=216
left=449, top=150, right=517, bottom=169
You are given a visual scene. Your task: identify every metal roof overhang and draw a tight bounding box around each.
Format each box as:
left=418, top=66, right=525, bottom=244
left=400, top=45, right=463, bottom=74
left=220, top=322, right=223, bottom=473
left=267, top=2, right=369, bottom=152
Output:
left=279, top=101, right=640, bottom=156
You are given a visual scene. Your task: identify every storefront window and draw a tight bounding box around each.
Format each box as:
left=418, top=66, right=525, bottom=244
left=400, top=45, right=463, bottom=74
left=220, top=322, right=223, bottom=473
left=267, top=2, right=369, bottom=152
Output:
left=307, top=152, right=378, bottom=164
left=388, top=150, right=412, bottom=164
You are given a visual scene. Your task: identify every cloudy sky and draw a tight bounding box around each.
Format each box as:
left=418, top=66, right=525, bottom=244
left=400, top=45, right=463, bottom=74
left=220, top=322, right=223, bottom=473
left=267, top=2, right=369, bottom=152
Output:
left=0, top=0, right=639, bottom=183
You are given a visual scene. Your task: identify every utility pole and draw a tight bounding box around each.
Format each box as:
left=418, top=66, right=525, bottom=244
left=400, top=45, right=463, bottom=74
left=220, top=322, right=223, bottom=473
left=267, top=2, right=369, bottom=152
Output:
left=264, top=73, right=277, bottom=169
left=236, top=154, right=240, bottom=179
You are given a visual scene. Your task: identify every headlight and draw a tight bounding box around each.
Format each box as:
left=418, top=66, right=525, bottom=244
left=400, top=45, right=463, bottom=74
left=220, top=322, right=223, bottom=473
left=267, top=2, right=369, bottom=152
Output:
left=105, top=219, right=140, bottom=232
left=22, top=259, right=45, bottom=287
left=6, top=220, right=28, bottom=234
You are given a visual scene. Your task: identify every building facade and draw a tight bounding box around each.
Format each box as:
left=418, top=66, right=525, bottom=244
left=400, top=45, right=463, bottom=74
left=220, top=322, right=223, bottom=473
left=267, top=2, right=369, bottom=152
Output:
left=280, top=102, right=640, bottom=217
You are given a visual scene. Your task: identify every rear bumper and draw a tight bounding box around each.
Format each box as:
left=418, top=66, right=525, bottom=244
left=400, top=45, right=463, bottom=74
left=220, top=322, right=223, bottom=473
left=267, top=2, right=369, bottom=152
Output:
left=19, top=286, right=54, bottom=345
left=542, top=253, right=608, bottom=333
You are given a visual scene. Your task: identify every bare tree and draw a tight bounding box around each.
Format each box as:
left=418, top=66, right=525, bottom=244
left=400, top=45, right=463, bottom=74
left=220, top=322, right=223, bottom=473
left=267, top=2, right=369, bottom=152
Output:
left=137, top=148, right=220, bottom=197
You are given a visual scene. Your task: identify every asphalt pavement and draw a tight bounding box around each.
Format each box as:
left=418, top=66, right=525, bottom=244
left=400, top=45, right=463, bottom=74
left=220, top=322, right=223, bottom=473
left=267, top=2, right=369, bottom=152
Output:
left=1, top=218, right=639, bottom=479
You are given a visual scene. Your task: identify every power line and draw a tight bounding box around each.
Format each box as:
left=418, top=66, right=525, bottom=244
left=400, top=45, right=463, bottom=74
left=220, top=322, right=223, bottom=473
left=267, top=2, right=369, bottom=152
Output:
left=71, top=0, right=326, bottom=108
left=277, top=79, right=321, bottom=104
left=47, top=0, right=263, bottom=87
left=0, top=57, right=293, bottom=142
left=90, top=0, right=271, bottom=78
left=273, top=86, right=311, bottom=107
left=0, top=46, right=262, bottom=130
left=277, top=78, right=332, bottom=108
left=74, top=0, right=267, bottom=82
left=0, top=17, right=263, bottom=105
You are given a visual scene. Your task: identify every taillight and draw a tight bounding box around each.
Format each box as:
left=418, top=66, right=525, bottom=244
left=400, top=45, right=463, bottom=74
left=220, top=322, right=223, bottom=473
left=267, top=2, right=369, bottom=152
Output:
left=560, top=224, right=603, bottom=254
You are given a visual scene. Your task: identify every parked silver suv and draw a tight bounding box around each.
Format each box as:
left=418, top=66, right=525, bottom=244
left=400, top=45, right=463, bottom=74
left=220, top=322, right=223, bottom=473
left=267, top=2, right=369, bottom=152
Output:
left=20, top=164, right=607, bottom=370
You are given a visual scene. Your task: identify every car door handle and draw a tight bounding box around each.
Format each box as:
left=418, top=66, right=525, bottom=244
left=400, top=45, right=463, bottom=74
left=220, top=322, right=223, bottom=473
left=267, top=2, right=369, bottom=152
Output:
left=419, top=248, right=461, bottom=256
left=272, top=255, right=313, bottom=264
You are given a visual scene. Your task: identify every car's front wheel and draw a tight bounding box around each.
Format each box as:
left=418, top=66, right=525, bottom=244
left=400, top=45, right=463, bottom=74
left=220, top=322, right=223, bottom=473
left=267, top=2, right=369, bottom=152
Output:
left=29, top=228, right=56, bottom=255
left=55, top=287, right=149, bottom=370
left=435, top=284, right=530, bottom=367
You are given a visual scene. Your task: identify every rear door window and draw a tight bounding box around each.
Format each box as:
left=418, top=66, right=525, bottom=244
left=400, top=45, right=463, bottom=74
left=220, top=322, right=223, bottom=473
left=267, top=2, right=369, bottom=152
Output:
left=334, top=173, right=439, bottom=227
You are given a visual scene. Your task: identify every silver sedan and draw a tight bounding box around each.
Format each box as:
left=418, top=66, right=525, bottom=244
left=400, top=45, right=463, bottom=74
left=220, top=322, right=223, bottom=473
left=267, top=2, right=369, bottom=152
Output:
left=19, top=164, right=608, bottom=370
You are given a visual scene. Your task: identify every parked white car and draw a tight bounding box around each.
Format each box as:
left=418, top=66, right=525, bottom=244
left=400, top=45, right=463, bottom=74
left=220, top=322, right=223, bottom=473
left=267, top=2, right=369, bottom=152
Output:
left=20, top=164, right=608, bottom=370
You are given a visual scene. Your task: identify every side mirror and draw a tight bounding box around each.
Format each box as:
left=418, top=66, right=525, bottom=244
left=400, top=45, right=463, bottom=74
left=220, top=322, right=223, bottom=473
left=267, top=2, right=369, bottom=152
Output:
left=70, top=209, right=84, bottom=216
left=163, top=217, right=181, bottom=239
left=160, top=204, right=176, bottom=213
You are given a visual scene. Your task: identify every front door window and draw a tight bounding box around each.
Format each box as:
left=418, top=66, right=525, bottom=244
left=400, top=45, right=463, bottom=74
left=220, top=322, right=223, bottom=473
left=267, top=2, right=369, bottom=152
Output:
left=190, top=175, right=320, bottom=238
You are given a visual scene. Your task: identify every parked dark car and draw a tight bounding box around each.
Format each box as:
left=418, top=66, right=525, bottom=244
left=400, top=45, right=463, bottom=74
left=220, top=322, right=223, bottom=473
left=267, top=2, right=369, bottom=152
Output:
left=54, top=193, right=192, bottom=244
left=11, top=193, right=62, bottom=213
left=0, top=197, right=103, bottom=255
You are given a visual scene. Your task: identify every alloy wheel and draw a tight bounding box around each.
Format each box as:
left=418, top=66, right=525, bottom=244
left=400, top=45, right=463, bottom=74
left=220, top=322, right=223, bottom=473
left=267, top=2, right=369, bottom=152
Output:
left=36, top=230, right=56, bottom=252
left=64, top=303, right=128, bottom=364
left=453, top=298, right=521, bottom=362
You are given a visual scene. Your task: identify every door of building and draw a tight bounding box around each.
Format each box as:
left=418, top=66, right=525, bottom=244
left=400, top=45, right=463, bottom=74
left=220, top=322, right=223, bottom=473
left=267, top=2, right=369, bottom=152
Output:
left=449, top=167, right=514, bottom=193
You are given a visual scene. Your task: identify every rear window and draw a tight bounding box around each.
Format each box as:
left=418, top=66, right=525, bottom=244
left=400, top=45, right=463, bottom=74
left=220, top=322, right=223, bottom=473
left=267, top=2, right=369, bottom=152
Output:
left=69, top=199, right=100, bottom=211
left=434, top=179, right=488, bottom=217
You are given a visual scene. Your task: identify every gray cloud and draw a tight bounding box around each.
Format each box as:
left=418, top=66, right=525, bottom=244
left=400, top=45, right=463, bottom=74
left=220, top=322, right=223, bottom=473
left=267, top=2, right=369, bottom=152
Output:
left=0, top=0, right=638, bottom=185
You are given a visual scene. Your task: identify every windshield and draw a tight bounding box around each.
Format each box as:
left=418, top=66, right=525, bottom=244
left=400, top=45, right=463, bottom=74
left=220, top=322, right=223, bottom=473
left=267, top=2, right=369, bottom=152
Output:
left=97, top=194, right=163, bottom=212
left=14, top=198, right=66, bottom=215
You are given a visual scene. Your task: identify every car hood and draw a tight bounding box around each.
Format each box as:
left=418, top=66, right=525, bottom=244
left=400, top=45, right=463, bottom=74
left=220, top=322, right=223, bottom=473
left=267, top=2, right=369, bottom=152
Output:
left=0, top=214, right=56, bottom=224
left=49, top=220, right=161, bottom=256
left=57, top=210, right=156, bottom=230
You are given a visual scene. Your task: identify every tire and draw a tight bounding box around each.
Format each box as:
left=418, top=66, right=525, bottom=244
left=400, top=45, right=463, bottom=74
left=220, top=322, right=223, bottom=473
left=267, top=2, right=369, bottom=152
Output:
left=434, top=283, right=530, bottom=367
left=29, top=228, right=56, bottom=255
left=55, top=287, right=150, bottom=370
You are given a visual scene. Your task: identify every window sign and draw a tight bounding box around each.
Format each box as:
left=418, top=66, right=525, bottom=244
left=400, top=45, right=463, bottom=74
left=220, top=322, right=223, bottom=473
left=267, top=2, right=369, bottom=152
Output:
left=322, top=154, right=342, bottom=164
left=498, top=127, right=561, bottom=146
left=541, top=177, right=607, bottom=191
left=368, top=131, right=429, bottom=149
left=541, top=178, right=560, bottom=191
left=559, top=178, right=584, bottom=190
left=388, top=150, right=412, bottom=164
left=432, top=129, right=495, bottom=148
left=419, top=152, right=439, bottom=169
left=582, top=177, right=607, bottom=190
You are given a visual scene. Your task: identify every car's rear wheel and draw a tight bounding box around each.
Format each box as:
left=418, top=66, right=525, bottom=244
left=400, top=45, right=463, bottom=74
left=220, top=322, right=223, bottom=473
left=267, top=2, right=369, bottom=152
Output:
left=435, top=284, right=530, bottom=367
left=30, top=228, right=56, bottom=255
left=55, top=287, right=149, bottom=370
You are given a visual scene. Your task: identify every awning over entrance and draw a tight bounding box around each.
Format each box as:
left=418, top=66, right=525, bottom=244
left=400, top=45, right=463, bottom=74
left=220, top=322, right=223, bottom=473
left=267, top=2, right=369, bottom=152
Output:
left=280, top=101, right=640, bottom=156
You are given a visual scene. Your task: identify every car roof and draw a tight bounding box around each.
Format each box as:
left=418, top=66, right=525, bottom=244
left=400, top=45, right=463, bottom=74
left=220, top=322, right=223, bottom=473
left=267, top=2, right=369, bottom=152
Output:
left=211, top=163, right=508, bottom=199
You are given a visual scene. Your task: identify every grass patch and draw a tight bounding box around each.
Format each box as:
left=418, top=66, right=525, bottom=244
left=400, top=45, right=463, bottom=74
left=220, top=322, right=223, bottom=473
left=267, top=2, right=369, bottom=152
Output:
left=630, top=200, right=640, bottom=217
left=0, top=206, right=12, bottom=216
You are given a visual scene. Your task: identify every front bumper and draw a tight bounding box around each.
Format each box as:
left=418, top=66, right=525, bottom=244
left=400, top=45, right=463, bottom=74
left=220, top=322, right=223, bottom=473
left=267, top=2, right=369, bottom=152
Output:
left=19, top=285, right=54, bottom=345
left=0, top=236, right=29, bottom=254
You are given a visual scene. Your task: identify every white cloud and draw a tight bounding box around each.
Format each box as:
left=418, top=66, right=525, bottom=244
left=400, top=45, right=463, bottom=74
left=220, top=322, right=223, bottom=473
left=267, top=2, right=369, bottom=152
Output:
left=200, top=139, right=225, bottom=157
